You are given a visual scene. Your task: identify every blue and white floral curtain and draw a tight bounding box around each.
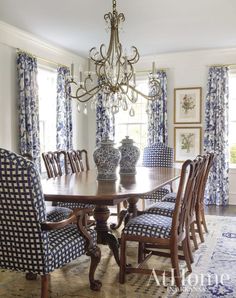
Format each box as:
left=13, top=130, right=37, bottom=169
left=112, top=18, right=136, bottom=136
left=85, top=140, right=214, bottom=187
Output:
left=204, top=66, right=229, bottom=206
left=147, top=70, right=168, bottom=145
left=56, top=66, right=73, bottom=150
left=96, top=91, right=115, bottom=145
left=17, top=51, right=41, bottom=171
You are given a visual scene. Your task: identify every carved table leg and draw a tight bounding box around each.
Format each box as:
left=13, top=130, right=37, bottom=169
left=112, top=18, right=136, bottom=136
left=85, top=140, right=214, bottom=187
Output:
left=94, top=205, right=120, bottom=266
left=110, top=209, right=129, bottom=230
left=124, top=197, right=139, bottom=225
left=110, top=197, right=140, bottom=229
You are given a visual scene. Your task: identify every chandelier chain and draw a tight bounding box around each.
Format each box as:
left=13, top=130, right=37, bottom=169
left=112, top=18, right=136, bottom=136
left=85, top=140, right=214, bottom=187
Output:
left=113, top=0, right=117, bottom=12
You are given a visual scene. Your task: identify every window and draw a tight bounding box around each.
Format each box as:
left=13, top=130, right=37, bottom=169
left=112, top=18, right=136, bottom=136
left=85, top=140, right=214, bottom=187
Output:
left=114, top=80, right=149, bottom=162
left=229, top=71, right=236, bottom=166
left=38, top=66, right=57, bottom=169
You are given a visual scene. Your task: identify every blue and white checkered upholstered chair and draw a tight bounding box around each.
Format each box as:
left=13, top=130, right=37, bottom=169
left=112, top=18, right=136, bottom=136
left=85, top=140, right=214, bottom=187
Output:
left=42, top=150, right=95, bottom=211
left=0, top=148, right=102, bottom=297
left=142, top=143, right=174, bottom=207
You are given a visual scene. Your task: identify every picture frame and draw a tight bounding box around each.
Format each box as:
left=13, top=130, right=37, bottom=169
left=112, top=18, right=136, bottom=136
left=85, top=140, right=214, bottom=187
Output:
left=174, top=127, right=202, bottom=162
left=174, top=87, right=202, bottom=124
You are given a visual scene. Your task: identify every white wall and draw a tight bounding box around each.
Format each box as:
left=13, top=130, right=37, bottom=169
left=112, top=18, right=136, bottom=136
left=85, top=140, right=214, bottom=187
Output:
left=0, top=21, right=87, bottom=152
left=87, top=48, right=236, bottom=204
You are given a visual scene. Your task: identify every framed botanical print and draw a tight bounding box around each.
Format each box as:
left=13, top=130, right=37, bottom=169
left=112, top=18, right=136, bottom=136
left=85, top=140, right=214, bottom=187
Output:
left=174, top=127, right=202, bottom=162
left=174, top=87, right=202, bottom=124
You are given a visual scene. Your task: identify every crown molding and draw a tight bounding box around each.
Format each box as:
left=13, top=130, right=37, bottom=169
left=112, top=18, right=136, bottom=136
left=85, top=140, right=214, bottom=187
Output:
left=0, top=20, right=85, bottom=64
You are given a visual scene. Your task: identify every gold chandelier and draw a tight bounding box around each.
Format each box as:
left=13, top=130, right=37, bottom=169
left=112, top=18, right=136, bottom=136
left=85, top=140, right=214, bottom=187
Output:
left=66, top=0, right=161, bottom=116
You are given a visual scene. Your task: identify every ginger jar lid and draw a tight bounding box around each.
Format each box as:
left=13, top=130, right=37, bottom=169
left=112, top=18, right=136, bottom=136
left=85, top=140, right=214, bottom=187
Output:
left=100, top=137, right=115, bottom=146
left=120, top=136, right=134, bottom=145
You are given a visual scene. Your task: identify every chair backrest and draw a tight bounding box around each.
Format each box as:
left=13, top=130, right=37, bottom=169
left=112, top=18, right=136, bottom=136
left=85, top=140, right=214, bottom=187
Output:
left=171, top=158, right=200, bottom=239
left=142, top=143, right=174, bottom=168
left=189, top=155, right=207, bottom=218
left=42, top=150, right=68, bottom=178
left=68, top=149, right=90, bottom=173
left=197, top=152, right=215, bottom=209
left=0, top=148, right=48, bottom=274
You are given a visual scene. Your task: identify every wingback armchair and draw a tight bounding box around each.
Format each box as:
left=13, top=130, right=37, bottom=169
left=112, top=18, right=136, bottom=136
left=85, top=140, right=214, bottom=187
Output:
left=0, top=148, right=101, bottom=297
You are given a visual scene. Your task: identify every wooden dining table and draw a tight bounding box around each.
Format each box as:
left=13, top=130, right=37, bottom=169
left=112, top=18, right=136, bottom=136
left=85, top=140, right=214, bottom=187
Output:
left=42, top=167, right=180, bottom=266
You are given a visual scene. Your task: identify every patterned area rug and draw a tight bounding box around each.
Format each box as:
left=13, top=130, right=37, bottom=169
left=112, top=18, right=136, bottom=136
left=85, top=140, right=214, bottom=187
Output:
left=0, top=215, right=236, bottom=298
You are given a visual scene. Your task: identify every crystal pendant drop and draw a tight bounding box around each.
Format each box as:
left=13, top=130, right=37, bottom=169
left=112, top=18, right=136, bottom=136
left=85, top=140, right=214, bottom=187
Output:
left=129, top=107, right=135, bottom=117
left=83, top=104, right=88, bottom=115
left=122, top=98, right=128, bottom=111
left=77, top=103, right=81, bottom=113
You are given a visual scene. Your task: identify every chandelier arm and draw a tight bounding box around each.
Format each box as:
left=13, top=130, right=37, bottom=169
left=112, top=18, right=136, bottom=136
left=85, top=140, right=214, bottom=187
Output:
left=83, top=75, right=96, bottom=95
left=120, top=86, right=137, bottom=104
left=65, top=80, right=83, bottom=99
left=122, top=83, right=161, bottom=101
left=100, top=44, right=108, bottom=60
left=75, top=85, right=101, bottom=103
left=127, top=46, right=140, bottom=64
left=76, top=91, right=100, bottom=104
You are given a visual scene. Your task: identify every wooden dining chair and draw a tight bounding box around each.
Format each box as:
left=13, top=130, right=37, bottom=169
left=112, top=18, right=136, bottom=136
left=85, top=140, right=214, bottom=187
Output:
left=158, top=153, right=214, bottom=245
left=42, top=150, right=69, bottom=178
left=0, top=148, right=102, bottom=297
left=195, top=152, right=214, bottom=239
left=68, top=149, right=122, bottom=225
left=67, top=149, right=89, bottom=173
left=142, top=155, right=207, bottom=260
left=119, top=159, right=198, bottom=289
left=42, top=150, right=95, bottom=210
left=142, top=143, right=174, bottom=209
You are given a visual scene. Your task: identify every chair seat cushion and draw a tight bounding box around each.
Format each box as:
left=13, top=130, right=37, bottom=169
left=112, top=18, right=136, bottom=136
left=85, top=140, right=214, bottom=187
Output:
left=48, top=225, right=97, bottom=272
left=145, top=201, right=175, bottom=217
left=57, top=202, right=95, bottom=209
left=46, top=206, right=72, bottom=222
left=143, top=188, right=170, bottom=203
left=122, top=214, right=172, bottom=239
left=162, top=192, right=177, bottom=203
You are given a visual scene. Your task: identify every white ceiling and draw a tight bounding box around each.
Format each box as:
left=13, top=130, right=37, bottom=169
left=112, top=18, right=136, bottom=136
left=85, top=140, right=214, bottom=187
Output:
left=0, top=0, right=236, bottom=58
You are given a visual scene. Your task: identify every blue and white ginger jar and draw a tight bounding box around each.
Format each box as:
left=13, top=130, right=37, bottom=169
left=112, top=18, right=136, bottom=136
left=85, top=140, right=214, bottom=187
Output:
left=93, top=138, right=120, bottom=180
left=119, top=136, right=140, bottom=175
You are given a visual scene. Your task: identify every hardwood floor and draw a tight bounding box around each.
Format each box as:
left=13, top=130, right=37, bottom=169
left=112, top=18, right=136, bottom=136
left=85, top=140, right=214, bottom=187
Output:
left=205, top=205, right=236, bottom=216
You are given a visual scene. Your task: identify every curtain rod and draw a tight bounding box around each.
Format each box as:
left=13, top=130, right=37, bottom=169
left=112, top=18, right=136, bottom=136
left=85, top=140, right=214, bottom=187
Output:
left=136, top=68, right=169, bottom=74
left=16, top=48, right=69, bottom=69
left=207, top=63, right=236, bottom=68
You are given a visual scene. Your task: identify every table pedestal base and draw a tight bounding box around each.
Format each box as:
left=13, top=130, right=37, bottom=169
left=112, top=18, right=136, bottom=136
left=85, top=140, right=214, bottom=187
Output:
left=94, top=205, right=120, bottom=266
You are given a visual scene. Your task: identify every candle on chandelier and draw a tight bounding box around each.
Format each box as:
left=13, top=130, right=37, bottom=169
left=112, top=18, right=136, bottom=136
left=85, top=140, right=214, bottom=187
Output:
left=88, top=57, right=91, bottom=73
left=133, top=73, right=136, bottom=85
left=80, top=71, right=83, bottom=84
left=71, top=63, right=74, bottom=78
left=152, top=61, right=156, bottom=74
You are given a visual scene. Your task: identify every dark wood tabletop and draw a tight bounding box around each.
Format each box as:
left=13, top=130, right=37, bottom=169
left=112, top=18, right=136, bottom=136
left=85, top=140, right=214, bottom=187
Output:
left=42, top=167, right=180, bottom=205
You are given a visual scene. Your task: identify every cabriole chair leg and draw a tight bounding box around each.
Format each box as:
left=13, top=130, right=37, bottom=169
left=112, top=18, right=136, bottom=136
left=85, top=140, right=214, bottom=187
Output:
left=196, top=210, right=205, bottom=243
left=182, top=239, right=192, bottom=273
left=170, top=244, right=182, bottom=290
left=119, top=237, right=126, bottom=284
left=41, top=274, right=49, bottom=298
left=190, top=222, right=198, bottom=250
left=87, top=245, right=102, bottom=291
